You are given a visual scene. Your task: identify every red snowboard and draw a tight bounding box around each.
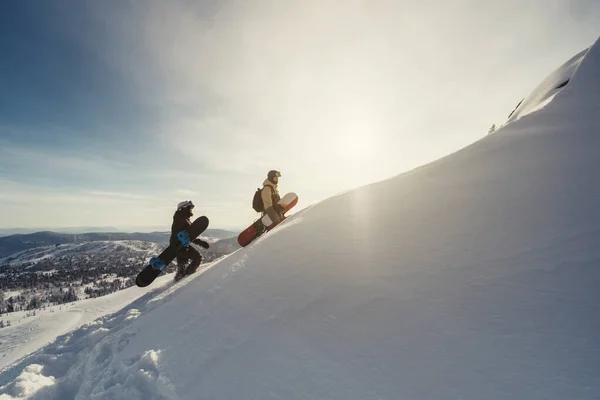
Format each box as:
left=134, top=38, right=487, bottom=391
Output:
left=238, top=192, right=298, bottom=247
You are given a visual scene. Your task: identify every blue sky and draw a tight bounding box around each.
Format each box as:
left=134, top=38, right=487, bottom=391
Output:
left=1, top=1, right=599, bottom=231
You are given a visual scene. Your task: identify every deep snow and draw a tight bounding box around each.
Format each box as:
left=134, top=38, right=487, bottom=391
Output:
left=0, top=272, right=178, bottom=372
left=1, top=37, right=600, bottom=399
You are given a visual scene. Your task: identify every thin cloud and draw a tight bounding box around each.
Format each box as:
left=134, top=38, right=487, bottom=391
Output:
left=0, top=140, right=132, bottom=179
left=2, top=0, right=599, bottom=228
left=85, top=191, right=150, bottom=200
left=103, top=0, right=600, bottom=185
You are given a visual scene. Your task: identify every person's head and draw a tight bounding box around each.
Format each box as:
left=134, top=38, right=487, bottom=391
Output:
left=176, top=200, right=195, bottom=217
left=267, top=170, right=281, bottom=184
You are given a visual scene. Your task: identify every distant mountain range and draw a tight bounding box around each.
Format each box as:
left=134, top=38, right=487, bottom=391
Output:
left=0, top=226, right=241, bottom=236
left=0, top=227, right=121, bottom=236
left=0, top=237, right=240, bottom=314
left=0, top=229, right=238, bottom=258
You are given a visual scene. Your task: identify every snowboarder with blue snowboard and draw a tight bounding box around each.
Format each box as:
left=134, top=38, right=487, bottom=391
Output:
left=171, top=201, right=210, bottom=281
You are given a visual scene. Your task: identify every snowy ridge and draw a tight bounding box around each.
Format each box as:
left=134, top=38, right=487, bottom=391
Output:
left=506, top=47, right=588, bottom=124
left=1, top=37, right=600, bottom=399
left=505, top=38, right=599, bottom=126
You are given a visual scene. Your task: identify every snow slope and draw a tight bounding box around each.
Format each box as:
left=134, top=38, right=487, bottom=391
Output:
left=1, top=37, right=600, bottom=399
left=0, top=272, right=182, bottom=372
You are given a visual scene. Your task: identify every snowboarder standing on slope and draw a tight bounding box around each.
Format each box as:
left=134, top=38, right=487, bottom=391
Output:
left=171, top=201, right=210, bottom=281
left=260, top=170, right=284, bottom=227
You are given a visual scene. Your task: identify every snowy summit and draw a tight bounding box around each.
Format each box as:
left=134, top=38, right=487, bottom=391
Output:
left=1, top=37, right=600, bottom=399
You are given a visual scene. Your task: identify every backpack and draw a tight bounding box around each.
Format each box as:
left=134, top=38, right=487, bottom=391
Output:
left=252, top=188, right=264, bottom=212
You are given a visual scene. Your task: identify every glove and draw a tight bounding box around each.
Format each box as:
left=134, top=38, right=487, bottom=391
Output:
left=193, top=239, right=210, bottom=249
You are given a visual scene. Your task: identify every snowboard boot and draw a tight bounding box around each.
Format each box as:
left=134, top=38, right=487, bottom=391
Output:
left=174, top=263, right=187, bottom=282
left=254, top=220, right=266, bottom=236
left=185, top=260, right=201, bottom=276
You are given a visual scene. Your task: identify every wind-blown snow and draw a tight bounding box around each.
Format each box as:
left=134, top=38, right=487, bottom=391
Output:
left=506, top=47, right=588, bottom=123
left=1, top=37, right=600, bottom=399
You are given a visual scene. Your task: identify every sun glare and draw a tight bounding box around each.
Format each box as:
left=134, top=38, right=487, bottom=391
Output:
left=318, top=129, right=380, bottom=188
left=336, top=131, right=375, bottom=161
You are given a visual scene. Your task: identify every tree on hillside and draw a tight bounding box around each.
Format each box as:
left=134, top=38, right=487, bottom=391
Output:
left=0, top=291, right=5, bottom=314
left=27, top=296, right=40, bottom=310
left=6, top=297, right=14, bottom=313
left=63, top=287, right=78, bottom=303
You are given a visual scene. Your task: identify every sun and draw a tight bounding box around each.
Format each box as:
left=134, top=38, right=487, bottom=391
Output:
left=337, top=132, right=375, bottom=161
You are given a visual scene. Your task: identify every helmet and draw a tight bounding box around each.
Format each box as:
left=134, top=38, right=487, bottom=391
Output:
left=267, top=170, right=281, bottom=181
left=177, top=200, right=195, bottom=211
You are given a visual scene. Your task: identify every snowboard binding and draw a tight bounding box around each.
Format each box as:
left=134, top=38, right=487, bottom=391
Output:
left=177, top=231, right=192, bottom=247
left=149, top=257, right=167, bottom=271
left=253, top=220, right=266, bottom=235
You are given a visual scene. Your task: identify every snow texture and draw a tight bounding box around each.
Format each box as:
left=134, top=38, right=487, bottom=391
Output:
left=0, top=267, right=217, bottom=399
left=1, top=37, right=600, bottom=399
left=0, top=272, right=180, bottom=373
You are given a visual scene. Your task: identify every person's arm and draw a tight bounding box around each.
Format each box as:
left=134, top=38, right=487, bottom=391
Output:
left=261, top=186, right=273, bottom=209
left=193, top=239, right=210, bottom=248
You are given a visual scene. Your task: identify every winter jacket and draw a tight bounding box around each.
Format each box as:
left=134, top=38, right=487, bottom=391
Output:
left=261, top=179, right=281, bottom=210
left=170, top=211, right=192, bottom=246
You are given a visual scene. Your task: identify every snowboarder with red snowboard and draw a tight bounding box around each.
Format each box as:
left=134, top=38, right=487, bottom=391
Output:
left=259, top=170, right=285, bottom=230
left=237, top=170, right=298, bottom=247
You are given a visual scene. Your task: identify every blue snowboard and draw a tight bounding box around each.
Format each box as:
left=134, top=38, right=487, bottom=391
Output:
left=135, top=216, right=209, bottom=287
